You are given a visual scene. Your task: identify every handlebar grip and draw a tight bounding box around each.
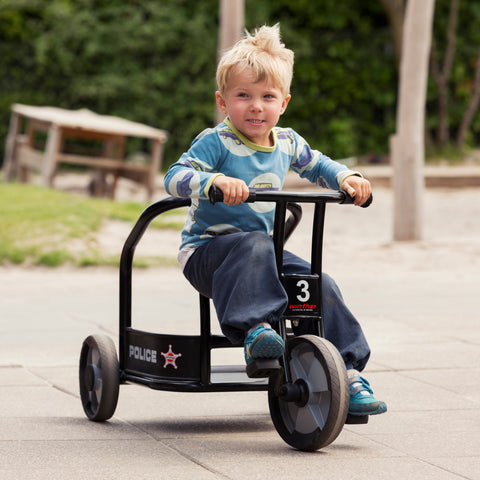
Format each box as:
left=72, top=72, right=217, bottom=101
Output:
left=361, top=193, right=373, bottom=208
left=208, top=184, right=224, bottom=204
left=208, top=185, right=257, bottom=204
left=340, top=191, right=373, bottom=208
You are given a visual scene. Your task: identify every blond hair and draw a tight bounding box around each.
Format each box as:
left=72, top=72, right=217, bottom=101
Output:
left=216, top=24, right=294, bottom=97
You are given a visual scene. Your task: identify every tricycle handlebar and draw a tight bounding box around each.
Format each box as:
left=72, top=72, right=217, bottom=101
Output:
left=208, top=185, right=373, bottom=208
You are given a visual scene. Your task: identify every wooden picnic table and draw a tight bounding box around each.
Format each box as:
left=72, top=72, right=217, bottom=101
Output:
left=2, top=104, right=168, bottom=199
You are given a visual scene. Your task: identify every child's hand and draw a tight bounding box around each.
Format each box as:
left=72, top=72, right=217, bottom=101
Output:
left=213, top=175, right=250, bottom=206
left=341, top=175, right=372, bottom=206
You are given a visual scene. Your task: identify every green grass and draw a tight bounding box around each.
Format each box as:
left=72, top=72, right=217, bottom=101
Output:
left=0, top=183, right=184, bottom=267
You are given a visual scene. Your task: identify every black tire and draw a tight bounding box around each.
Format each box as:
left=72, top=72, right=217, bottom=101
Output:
left=79, top=335, right=119, bottom=421
left=268, top=335, right=349, bottom=451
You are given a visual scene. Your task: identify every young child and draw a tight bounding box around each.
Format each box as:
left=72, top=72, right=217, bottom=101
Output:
left=164, top=24, right=386, bottom=416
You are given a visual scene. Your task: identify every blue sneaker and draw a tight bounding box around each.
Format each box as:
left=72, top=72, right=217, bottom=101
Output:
left=348, top=371, right=387, bottom=416
left=244, top=325, right=285, bottom=365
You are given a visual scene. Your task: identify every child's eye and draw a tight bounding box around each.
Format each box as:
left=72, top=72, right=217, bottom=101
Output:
left=238, top=93, right=248, bottom=98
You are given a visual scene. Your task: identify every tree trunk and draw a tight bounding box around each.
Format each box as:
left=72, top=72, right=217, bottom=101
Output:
left=216, top=0, right=244, bottom=125
left=379, top=0, right=406, bottom=69
left=429, top=0, right=459, bottom=147
left=391, top=0, right=435, bottom=241
left=456, top=46, right=480, bottom=150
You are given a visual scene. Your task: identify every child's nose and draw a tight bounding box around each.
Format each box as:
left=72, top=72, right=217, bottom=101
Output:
left=250, top=98, right=262, bottom=111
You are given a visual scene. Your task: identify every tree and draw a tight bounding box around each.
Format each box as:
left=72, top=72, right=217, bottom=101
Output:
left=428, top=0, right=480, bottom=151
left=216, top=0, right=244, bottom=124
left=456, top=46, right=480, bottom=149
left=430, top=0, right=459, bottom=148
left=0, top=0, right=219, bottom=166
left=381, top=0, right=480, bottom=153
left=1, top=0, right=479, bottom=169
left=391, top=0, right=435, bottom=241
left=378, top=0, right=406, bottom=68
left=246, top=0, right=396, bottom=158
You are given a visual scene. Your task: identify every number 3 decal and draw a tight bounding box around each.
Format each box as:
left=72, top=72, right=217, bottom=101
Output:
left=296, top=280, right=310, bottom=302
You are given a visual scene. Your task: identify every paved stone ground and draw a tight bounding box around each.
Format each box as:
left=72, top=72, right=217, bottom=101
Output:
left=1, top=178, right=479, bottom=479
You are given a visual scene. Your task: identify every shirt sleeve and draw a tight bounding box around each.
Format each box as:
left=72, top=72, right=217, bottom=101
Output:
left=164, top=129, right=223, bottom=199
left=289, top=131, right=361, bottom=189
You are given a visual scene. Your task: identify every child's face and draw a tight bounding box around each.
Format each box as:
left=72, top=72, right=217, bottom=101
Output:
left=216, top=66, right=291, bottom=147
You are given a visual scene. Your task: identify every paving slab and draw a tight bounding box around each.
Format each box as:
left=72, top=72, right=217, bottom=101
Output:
left=158, top=437, right=460, bottom=480
left=404, top=368, right=480, bottom=403
left=431, top=457, right=480, bottom=480
left=367, top=429, right=479, bottom=458
left=359, top=408, right=480, bottom=435
left=0, top=416, right=147, bottom=441
left=0, top=440, right=221, bottom=480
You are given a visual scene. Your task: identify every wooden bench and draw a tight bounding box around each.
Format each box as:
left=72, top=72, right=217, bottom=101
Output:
left=2, top=104, right=168, bottom=200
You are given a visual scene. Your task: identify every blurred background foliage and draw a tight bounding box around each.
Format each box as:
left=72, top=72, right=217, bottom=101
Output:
left=0, top=0, right=479, bottom=168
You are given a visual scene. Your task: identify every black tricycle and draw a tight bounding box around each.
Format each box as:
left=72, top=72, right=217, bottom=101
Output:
left=79, top=187, right=371, bottom=451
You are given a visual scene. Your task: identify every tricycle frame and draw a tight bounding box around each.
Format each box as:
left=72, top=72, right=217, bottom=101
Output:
left=117, top=190, right=350, bottom=393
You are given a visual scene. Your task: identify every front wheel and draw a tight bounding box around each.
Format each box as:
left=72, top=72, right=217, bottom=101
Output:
left=268, top=335, right=349, bottom=451
left=79, top=335, right=119, bottom=421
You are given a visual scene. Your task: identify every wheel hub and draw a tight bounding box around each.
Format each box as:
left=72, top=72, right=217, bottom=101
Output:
left=278, top=379, right=309, bottom=407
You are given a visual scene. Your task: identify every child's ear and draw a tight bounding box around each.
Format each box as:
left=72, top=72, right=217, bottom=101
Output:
left=280, top=94, right=291, bottom=115
left=216, top=91, right=228, bottom=114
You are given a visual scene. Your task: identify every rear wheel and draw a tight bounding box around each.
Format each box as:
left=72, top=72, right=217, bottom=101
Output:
left=268, top=335, right=349, bottom=451
left=79, top=335, right=119, bottom=421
